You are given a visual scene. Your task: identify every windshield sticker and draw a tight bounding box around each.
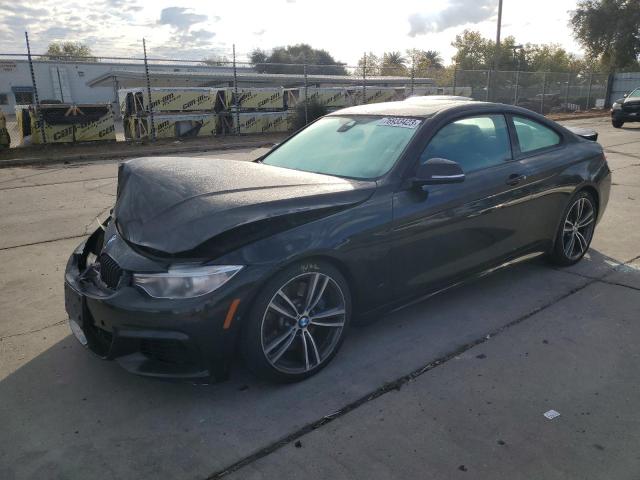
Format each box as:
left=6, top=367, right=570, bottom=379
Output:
left=377, top=117, right=422, bottom=129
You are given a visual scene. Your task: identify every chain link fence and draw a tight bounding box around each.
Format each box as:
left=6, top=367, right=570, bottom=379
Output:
left=0, top=34, right=613, bottom=147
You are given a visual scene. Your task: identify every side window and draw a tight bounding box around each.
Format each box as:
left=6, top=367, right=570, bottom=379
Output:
left=420, top=115, right=511, bottom=173
left=513, top=116, right=561, bottom=153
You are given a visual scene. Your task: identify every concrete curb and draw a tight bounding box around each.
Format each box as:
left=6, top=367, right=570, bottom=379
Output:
left=548, top=112, right=609, bottom=122
left=0, top=140, right=280, bottom=168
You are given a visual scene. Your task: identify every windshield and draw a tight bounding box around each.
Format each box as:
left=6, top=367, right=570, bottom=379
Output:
left=262, top=115, right=422, bottom=179
left=629, top=88, right=640, bottom=98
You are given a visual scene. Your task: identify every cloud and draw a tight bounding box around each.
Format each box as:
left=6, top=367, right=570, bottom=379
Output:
left=253, top=29, right=266, bottom=36
left=408, top=0, right=497, bottom=37
left=186, top=29, right=216, bottom=42
left=158, top=7, right=208, bottom=31
left=105, top=0, right=143, bottom=11
left=40, top=24, right=93, bottom=39
left=3, top=4, right=49, bottom=17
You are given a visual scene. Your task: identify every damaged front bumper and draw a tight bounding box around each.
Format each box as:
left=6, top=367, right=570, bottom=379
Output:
left=63, top=224, right=267, bottom=382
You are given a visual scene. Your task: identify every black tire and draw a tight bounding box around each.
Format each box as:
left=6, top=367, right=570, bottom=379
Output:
left=547, top=190, right=597, bottom=266
left=241, top=260, right=351, bottom=383
left=612, top=119, right=624, bottom=128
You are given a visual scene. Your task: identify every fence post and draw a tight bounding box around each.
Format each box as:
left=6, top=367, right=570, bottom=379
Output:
left=586, top=73, right=593, bottom=110
left=362, top=52, right=367, bottom=105
left=513, top=69, right=520, bottom=105
left=452, top=67, right=457, bottom=96
left=565, top=72, right=571, bottom=112
left=111, top=75, right=120, bottom=120
left=233, top=44, right=240, bottom=135
left=142, top=38, right=156, bottom=142
left=304, top=63, right=309, bottom=125
left=540, top=71, right=547, bottom=114
left=410, top=56, right=415, bottom=97
left=485, top=70, right=491, bottom=101
left=25, top=31, right=46, bottom=144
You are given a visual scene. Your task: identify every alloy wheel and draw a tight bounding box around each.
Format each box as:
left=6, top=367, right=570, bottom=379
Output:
left=562, top=196, right=595, bottom=260
left=260, top=272, right=346, bottom=374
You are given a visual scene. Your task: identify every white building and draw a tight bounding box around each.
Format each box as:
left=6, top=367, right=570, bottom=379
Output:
left=0, top=59, right=240, bottom=115
left=0, top=58, right=434, bottom=116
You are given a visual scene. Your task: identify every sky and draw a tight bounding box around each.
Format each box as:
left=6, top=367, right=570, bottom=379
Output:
left=0, top=0, right=585, bottom=66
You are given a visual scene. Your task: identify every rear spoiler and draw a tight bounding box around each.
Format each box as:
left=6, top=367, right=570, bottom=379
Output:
left=565, top=126, right=598, bottom=142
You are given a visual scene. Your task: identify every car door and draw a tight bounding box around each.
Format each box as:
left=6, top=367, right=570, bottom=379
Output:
left=506, top=114, right=571, bottom=248
left=391, top=113, right=532, bottom=300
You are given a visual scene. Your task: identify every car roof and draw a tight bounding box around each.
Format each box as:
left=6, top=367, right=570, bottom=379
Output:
left=329, top=98, right=487, bottom=118
left=404, top=95, right=474, bottom=103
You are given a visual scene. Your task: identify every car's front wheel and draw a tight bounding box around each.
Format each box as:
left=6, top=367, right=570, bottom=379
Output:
left=612, top=119, right=624, bottom=128
left=548, top=191, right=597, bottom=266
left=242, top=260, right=351, bottom=383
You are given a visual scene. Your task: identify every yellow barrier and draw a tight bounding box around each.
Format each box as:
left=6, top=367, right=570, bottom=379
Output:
left=119, top=88, right=231, bottom=114
left=0, top=111, right=10, bottom=148
left=285, top=87, right=352, bottom=109
left=125, top=113, right=222, bottom=140
left=234, top=88, right=284, bottom=110
left=15, top=104, right=116, bottom=144
left=225, top=111, right=293, bottom=134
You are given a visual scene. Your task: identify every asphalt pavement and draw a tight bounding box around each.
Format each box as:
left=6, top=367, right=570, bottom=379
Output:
left=0, top=117, right=639, bottom=480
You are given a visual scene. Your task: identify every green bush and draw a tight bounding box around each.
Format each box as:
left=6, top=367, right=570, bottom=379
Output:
left=292, top=100, right=328, bottom=131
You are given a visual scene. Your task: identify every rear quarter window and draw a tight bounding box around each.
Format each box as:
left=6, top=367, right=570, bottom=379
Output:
left=513, top=116, right=561, bottom=153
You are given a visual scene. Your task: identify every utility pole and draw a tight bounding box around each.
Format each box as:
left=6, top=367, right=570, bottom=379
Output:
left=494, top=0, right=503, bottom=70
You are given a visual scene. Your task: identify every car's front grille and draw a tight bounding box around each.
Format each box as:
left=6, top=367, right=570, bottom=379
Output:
left=622, top=102, right=640, bottom=113
left=140, top=339, right=193, bottom=365
left=99, top=254, right=123, bottom=289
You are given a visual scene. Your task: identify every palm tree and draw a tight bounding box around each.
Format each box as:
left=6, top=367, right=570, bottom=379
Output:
left=423, top=50, right=444, bottom=69
left=381, top=51, right=407, bottom=76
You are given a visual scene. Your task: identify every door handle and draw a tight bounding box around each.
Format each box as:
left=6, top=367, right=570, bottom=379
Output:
left=506, top=173, right=527, bottom=186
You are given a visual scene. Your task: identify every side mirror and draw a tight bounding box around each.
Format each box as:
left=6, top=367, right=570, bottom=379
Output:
left=412, top=158, right=465, bottom=187
left=623, top=93, right=628, bottom=98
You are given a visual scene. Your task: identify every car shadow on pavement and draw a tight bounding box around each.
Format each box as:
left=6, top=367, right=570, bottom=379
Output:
left=0, top=248, right=634, bottom=479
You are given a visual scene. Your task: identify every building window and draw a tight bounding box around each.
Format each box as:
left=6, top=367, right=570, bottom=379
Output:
left=78, top=71, right=85, bottom=77
left=14, top=91, right=34, bottom=105
left=0, top=93, right=8, bottom=105
left=12, top=86, right=34, bottom=105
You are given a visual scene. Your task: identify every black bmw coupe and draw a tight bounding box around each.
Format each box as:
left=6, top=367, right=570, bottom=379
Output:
left=65, top=98, right=610, bottom=383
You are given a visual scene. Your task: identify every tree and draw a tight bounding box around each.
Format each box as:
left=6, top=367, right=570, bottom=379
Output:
left=44, top=42, right=96, bottom=62
left=357, top=52, right=381, bottom=76
left=571, top=0, right=640, bottom=71
left=406, top=49, right=445, bottom=78
left=452, top=30, right=521, bottom=70
left=451, top=30, right=597, bottom=72
left=523, top=44, right=578, bottom=72
left=203, top=55, right=230, bottom=66
left=249, top=49, right=269, bottom=67
left=249, top=44, right=347, bottom=75
left=380, top=51, right=407, bottom=76
left=422, top=50, right=444, bottom=69
left=451, top=30, right=494, bottom=69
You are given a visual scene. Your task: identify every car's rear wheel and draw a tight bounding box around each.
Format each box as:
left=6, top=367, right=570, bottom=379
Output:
left=612, top=119, right=624, bottom=128
left=242, top=260, right=351, bottom=383
left=548, top=191, right=597, bottom=266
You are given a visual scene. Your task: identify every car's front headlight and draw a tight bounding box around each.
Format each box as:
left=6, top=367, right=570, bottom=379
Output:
left=133, top=265, right=243, bottom=299
left=612, top=102, right=622, bottom=111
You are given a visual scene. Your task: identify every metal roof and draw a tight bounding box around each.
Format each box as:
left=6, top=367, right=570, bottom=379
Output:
left=87, top=69, right=435, bottom=89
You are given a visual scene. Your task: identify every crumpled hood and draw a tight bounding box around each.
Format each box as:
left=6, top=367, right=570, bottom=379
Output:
left=114, top=157, right=376, bottom=254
